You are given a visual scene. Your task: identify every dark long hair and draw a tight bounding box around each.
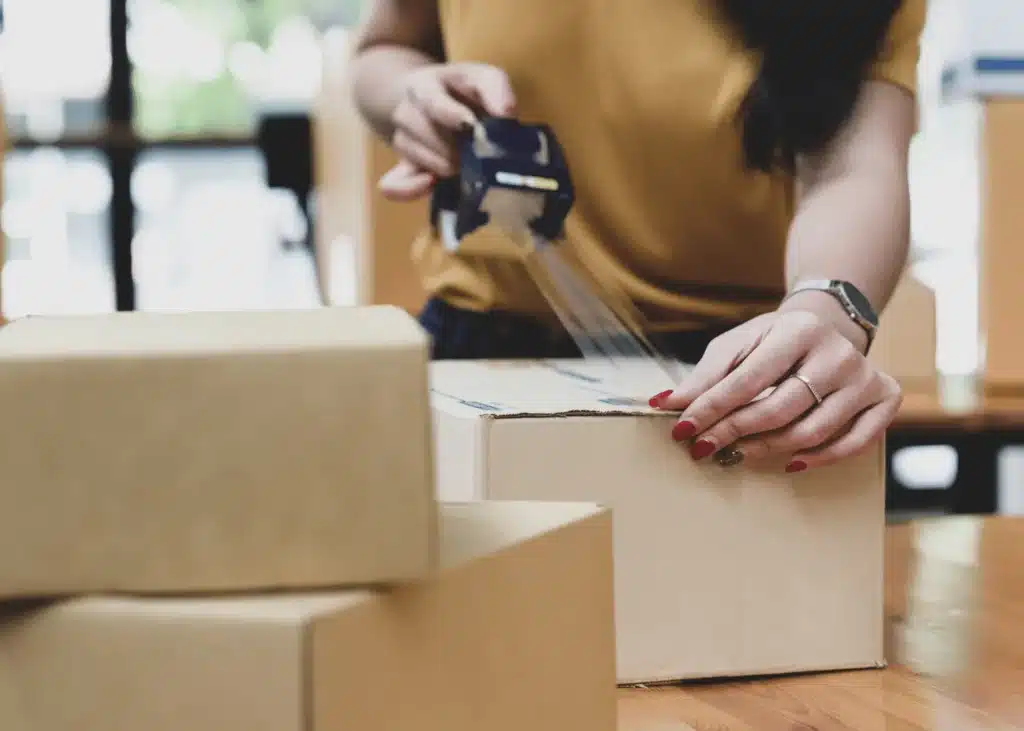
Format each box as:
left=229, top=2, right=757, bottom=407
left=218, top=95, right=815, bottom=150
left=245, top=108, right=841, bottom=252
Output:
left=719, top=0, right=904, bottom=173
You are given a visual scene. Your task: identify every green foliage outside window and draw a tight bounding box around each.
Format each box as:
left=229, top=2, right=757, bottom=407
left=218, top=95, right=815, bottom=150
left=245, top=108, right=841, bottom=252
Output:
left=133, top=0, right=363, bottom=138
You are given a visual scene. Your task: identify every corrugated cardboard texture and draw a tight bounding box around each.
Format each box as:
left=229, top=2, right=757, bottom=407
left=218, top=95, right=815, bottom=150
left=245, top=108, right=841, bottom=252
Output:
left=0, top=502, right=617, bottom=731
left=432, top=359, right=886, bottom=683
left=0, top=306, right=437, bottom=598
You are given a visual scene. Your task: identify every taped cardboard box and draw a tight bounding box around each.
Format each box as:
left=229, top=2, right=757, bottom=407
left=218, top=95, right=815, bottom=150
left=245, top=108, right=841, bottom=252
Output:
left=0, top=502, right=617, bottom=731
left=431, top=359, right=886, bottom=684
left=0, top=306, right=436, bottom=599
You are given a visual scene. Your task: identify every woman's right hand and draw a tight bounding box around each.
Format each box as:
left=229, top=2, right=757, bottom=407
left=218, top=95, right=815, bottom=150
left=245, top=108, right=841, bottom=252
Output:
left=378, top=62, right=518, bottom=201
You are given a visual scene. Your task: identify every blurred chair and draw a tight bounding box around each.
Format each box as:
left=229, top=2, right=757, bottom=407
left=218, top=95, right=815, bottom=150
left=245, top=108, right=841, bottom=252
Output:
left=312, top=27, right=428, bottom=312
left=256, top=111, right=315, bottom=254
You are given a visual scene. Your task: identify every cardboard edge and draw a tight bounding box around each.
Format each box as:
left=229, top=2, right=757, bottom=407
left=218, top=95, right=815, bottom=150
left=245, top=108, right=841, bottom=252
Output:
left=301, top=611, right=320, bottom=731
left=483, top=408, right=671, bottom=420
left=438, top=503, right=613, bottom=574
left=411, top=346, right=441, bottom=572
left=0, top=339, right=431, bottom=365
left=431, top=391, right=675, bottom=421
left=477, top=418, right=492, bottom=499
left=618, top=659, right=887, bottom=688
left=0, top=306, right=431, bottom=360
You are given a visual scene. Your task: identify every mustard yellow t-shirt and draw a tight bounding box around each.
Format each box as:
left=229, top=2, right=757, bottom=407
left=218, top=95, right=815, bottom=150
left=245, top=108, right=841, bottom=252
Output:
left=413, top=0, right=926, bottom=329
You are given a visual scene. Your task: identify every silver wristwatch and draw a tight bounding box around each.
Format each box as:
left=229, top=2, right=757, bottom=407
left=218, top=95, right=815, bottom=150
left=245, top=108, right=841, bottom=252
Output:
left=784, top=279, right=879, bottom=351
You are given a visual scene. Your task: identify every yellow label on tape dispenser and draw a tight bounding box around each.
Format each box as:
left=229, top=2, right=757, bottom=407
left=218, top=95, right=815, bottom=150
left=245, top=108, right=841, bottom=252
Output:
left=495, top=171, right=560, bottom=191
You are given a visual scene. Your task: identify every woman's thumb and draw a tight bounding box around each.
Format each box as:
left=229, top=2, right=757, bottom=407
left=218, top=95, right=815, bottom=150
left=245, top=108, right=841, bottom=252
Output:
left=445, top=64, right=518, bottom=118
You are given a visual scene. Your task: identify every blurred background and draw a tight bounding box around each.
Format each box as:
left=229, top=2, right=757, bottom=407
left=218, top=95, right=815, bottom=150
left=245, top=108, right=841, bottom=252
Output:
left=0, top=0, right=1020, bottom=512
left=1, top=0, right=362, bottom=318
left=0, top=0, right=981, bottom=368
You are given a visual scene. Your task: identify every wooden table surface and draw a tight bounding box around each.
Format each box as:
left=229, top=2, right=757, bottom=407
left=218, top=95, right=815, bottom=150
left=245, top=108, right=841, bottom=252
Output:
left=618, top=516, right=1024, bottom=730
left=894, top=380, right=1024, bottom=430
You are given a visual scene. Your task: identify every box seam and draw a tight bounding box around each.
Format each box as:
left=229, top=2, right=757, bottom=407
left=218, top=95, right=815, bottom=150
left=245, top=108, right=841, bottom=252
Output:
left=302, top=620, right=315, bottom=731
left=479, top=418, right=492, bottom=498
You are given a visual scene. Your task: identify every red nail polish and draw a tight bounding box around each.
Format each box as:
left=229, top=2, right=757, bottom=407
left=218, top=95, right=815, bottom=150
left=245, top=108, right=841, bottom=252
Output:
left=786, top=460, right=808, bottom=473
left=671, top=420, right=697, bottom=441
left=690, top=439, right=716, bottom=460
left=649, top=390, right=673, bottom=408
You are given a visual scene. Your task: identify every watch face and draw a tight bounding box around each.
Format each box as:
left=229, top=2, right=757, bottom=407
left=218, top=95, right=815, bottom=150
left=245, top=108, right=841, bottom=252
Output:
left=837, top=282, right=879, bottom=326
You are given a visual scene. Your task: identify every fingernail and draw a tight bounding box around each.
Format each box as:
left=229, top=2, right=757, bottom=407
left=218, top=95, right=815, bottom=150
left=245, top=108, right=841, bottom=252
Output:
left=649, top=390, right=673, bottom=408
left=690, top=439, right=716, bottom=460
left=785, top=460, right=808, bottom=473
left=671, top=420, right=697, bottom=441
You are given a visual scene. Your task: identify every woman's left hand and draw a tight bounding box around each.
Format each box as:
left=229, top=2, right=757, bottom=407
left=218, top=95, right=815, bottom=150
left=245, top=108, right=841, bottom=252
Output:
left=650, top=307, right=902, bottom=473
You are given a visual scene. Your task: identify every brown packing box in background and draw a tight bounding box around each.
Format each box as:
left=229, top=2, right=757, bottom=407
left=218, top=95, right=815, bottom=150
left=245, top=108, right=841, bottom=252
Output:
left=979, top=101, right=1024, bottom=394
left=431, top=360, right=886, bottom=684
left=868, top=272, right=938, bottom=391
left=313, top=28, right=428, bottom=313
left=0, top=502, right=618, bottom=731
left=0, top=306, right=436, bottom=599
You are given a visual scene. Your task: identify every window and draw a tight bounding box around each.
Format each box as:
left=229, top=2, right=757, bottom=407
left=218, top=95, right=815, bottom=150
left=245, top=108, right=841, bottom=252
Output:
left=3, top=0, right=365, bottom=314
left=2, top=149, right=115, bottom=317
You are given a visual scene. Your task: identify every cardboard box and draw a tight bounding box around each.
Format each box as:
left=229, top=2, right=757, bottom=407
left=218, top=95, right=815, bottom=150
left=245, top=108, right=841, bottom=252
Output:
left=869, top=272, right=937, bottom=392
left=978, top=101, right=1024, bottom=393
left=431, top=359, right=886, bottom=683
left=0, top=306, right=436, bottom=599
left=0, top=502, right=617, bottom=731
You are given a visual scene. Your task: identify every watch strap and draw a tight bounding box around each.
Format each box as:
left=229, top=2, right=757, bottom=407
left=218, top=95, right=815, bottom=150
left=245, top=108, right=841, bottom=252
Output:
left=787, top=279, right=837, bottom=298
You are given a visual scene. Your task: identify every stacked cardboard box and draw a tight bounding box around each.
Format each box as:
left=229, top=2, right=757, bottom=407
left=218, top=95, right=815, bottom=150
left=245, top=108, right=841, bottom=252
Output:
left=0, top=307, right=618, bottom=730
left=0, top=306, right=437, bottom=597
left=431, top=359, right=887, bottom=684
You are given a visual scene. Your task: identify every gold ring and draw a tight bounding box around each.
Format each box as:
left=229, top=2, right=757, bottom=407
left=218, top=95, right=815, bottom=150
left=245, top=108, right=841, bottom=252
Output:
left=792, top=373, right=823, bottom=406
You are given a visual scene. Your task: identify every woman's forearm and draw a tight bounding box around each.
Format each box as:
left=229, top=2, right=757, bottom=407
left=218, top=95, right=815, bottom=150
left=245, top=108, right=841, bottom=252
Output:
left=350, top=0, right=444, bottom=141
left=777, top=80, right=915, bottom=350
left=784, top=158, right=910, bottom=309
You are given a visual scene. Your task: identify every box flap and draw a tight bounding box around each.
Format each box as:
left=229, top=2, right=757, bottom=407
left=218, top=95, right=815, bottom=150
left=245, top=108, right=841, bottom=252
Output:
left=430, top=359, right=685, bottom=418
left=0, top=306, right=426, bottom=359
left=308, top=499, right=617, bottom=731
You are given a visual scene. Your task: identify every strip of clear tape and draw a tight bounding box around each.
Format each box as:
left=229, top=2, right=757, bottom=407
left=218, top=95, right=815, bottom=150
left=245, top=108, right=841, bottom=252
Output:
left=529, top=234, right=686, bottom=396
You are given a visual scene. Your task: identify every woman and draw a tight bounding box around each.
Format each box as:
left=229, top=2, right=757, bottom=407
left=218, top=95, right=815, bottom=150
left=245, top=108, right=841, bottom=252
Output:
left=350, top=0, right=925, bottom=473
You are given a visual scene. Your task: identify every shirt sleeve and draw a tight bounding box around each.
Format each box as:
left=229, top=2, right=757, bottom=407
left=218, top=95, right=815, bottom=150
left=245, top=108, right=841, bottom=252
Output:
left=870, top=0, right=927, bottom=94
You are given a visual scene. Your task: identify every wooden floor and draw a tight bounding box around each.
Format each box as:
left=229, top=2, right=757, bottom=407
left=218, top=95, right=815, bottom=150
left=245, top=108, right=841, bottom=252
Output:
left=618, top=516, right=1024, bottom=730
